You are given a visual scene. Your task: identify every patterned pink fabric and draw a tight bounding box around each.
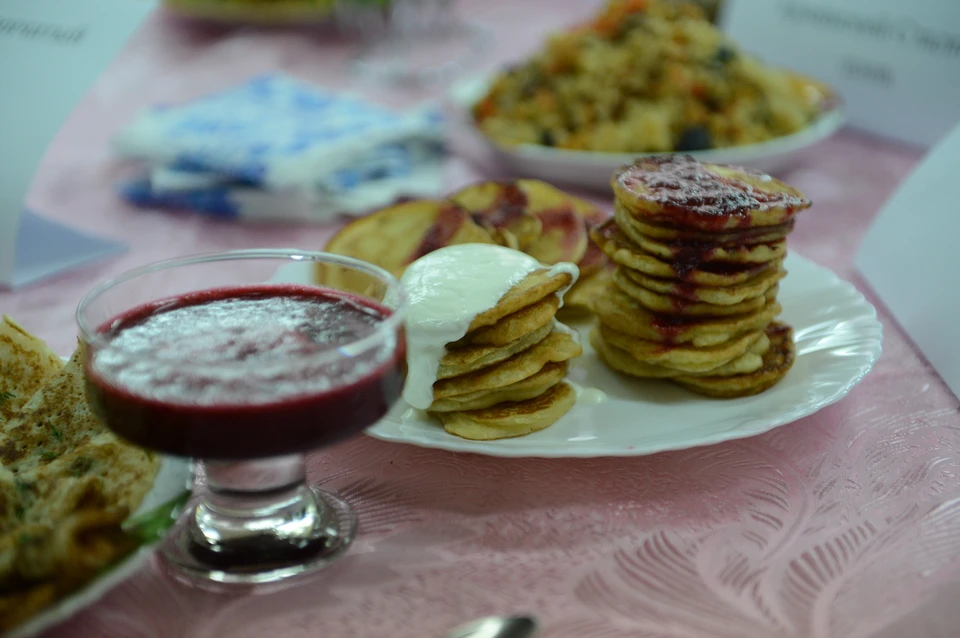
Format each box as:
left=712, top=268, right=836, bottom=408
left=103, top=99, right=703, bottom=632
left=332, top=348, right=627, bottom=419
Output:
left=4, top=2, right=958, bottom=636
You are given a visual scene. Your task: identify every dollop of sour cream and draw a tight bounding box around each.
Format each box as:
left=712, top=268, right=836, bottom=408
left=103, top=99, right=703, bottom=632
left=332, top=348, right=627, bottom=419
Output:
left=399, top=244, right=578, bottom=410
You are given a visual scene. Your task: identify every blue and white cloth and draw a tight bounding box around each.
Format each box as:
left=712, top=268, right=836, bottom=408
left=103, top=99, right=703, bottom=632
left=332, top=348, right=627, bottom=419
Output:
left=113, top=73, right=447, bottom=222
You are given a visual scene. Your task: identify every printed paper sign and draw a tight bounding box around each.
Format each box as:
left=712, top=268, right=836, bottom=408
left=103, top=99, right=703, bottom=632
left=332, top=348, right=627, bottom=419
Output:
left=721, top=0, right=960, bottom=148
left=0, top=0, right=152, bottom=288
left=856, top=120, right=960, bottom=399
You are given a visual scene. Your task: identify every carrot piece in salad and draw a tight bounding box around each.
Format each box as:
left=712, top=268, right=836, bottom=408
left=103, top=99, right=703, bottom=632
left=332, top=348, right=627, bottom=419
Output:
left=475, top=97, right=497, bottom=120
left=591, top=0, right=649, bottom=36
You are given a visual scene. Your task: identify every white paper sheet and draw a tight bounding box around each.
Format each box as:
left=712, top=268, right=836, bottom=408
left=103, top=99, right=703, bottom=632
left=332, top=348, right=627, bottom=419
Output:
left=720, top=0, right=960, bottom=148
left=0, top=0, right=153, bottom=288
left=856, top=120, right=960, bottom=399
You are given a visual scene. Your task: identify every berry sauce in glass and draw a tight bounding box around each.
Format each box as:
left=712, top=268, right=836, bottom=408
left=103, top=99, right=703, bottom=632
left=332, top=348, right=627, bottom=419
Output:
left=84, top=284, right=405, bottom=460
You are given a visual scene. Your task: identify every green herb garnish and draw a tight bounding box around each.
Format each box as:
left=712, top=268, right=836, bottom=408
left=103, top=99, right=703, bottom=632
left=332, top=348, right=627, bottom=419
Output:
left=69, top=456, right=94, bottom=477
left=13, top=479, right=33, bottom=520
left=39, top=451, right=57, bottom=461
left=123, top=491, right=191, bottom=547
left=0, top=391, right=15, bottom=421
left=48, top=423, right=62, bottom=442
left=16, top=532, right=41, bottom=546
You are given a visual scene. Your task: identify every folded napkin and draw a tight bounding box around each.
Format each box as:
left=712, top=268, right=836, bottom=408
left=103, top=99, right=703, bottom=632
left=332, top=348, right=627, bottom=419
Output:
left=114, top=73, right=447, bottom=222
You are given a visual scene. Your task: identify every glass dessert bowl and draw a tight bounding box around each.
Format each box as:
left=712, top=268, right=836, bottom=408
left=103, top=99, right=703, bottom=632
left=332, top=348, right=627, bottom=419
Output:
left=77, top=249, right=406, bottom=586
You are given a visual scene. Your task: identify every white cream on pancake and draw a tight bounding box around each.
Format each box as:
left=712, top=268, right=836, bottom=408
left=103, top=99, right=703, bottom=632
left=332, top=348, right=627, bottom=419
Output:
left=400, top=244, right=578, bottom=410
left=550, top=318, right=580, bottom=343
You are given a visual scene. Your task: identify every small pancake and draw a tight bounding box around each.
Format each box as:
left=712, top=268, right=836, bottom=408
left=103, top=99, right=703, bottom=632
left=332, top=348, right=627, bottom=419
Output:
left=614, top=205, right=787, bottom=265
left=592, top=220, right=775, bottom=287
left=321, top=199, right=495, bottom=293
left=429, top=362, right=568, bottom=412
left=573, top=203, right=611, bottom=279
left=688, top=332, right=770, bottom=377
left=434, top=382, right=576, bottom=440
left=489, top=227, right=521, bottom=250
left=611, top=156, right=811, bottom=231
left=467, top=269, right=576, bottom=332
left=558, top=267, right=613, bottom=318
left=433, top=330, right=582, bottom=400
left=614, top=269, right=778, bottom=317
left=594, top=281, right=782, bottom=347
left=437, top=323, right=553, bottom=379
left=590, top=329, right=770, bottom=379
left=673, top=323, right=796, bottom=398
left=450, top=181, right=543, bottom=249
left=612, top=200, right=796, bottom=244
left=621, top=264, right=786, bottom=306
left=590, top=330, right=681, bottom=379
left=597, top=322, right=764, bottom=373
left=520, top=179, right=610, bottom=277
left=0, top=316, right=63, bottom=424
left=576, top=238, right=610, bottom=279
left=525, top=205, right=589, bottom=266
left=452, top=295, right=559, bottom=349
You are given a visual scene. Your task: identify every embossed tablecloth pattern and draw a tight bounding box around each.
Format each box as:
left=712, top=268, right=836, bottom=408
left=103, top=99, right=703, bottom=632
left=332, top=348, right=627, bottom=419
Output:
left=4, top=2, right=959, bottom=636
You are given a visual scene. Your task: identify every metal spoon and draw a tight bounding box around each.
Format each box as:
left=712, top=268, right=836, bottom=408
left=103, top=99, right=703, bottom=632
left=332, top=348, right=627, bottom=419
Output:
left=445, top=615, right=539, bottom=638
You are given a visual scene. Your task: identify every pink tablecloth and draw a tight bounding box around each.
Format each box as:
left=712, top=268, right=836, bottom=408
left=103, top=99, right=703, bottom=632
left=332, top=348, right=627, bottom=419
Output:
left=5, top=2, right=960, bottom=636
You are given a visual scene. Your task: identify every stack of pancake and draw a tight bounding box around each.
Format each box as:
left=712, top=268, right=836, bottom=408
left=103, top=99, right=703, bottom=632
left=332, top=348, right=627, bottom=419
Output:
left=589, top=155, right=811, bottom=398
left=427, top=269, right=582, bottom=440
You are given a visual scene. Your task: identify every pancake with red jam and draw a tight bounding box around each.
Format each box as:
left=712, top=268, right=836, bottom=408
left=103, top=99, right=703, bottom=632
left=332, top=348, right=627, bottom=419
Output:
left=591, top=155, right=809, bottom=398
left=612, top=155, right=811, bottom=232
left=672, top=323, right=796, bottom=397
left=591, top=219, right=779, bottom=288
left=613, top=204, right=788, bottom=265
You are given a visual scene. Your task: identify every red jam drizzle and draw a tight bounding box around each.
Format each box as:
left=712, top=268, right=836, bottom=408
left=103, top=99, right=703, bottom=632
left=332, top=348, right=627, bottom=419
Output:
left=411, top=203, right=467, bottom=260
left=472, top=183, right=530, bottom=231
left=609, top=156, right=805, bottom=348
left=670, top=242, right=718, bottom=279
left=615, top=155, right=810, bottom=226
left=601, top=220, right=774, bottom=282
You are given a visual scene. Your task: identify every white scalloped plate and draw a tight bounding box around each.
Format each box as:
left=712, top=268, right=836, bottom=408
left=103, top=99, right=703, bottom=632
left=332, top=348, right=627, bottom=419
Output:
left=448, top=73, right=846, bottom=189
left=362, top=253, right=882, bottom=457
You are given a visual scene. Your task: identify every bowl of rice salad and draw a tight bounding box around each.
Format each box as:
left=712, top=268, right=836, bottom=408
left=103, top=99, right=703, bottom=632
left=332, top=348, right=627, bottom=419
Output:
left=451, top=0, right=844, bottom=189
left=163, top=0, right=336, bottom=25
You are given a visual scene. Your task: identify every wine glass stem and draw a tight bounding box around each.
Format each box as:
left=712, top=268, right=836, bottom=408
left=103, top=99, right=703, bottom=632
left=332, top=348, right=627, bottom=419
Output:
left=161, top=453, right=358, bottom=584
left=204, top=454, right=306, bottom=494
left=188, top=455, right=327, bottom=569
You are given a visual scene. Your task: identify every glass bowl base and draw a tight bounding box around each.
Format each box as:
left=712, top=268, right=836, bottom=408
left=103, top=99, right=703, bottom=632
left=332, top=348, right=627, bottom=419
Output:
left=159, top=486, right=357, bottom=589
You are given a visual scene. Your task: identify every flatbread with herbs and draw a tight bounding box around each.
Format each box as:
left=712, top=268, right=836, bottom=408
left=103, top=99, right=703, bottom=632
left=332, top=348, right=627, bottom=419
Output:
left=0, top=324, right=159, bottom=633
left=0, top=316, right=63, bottom=424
